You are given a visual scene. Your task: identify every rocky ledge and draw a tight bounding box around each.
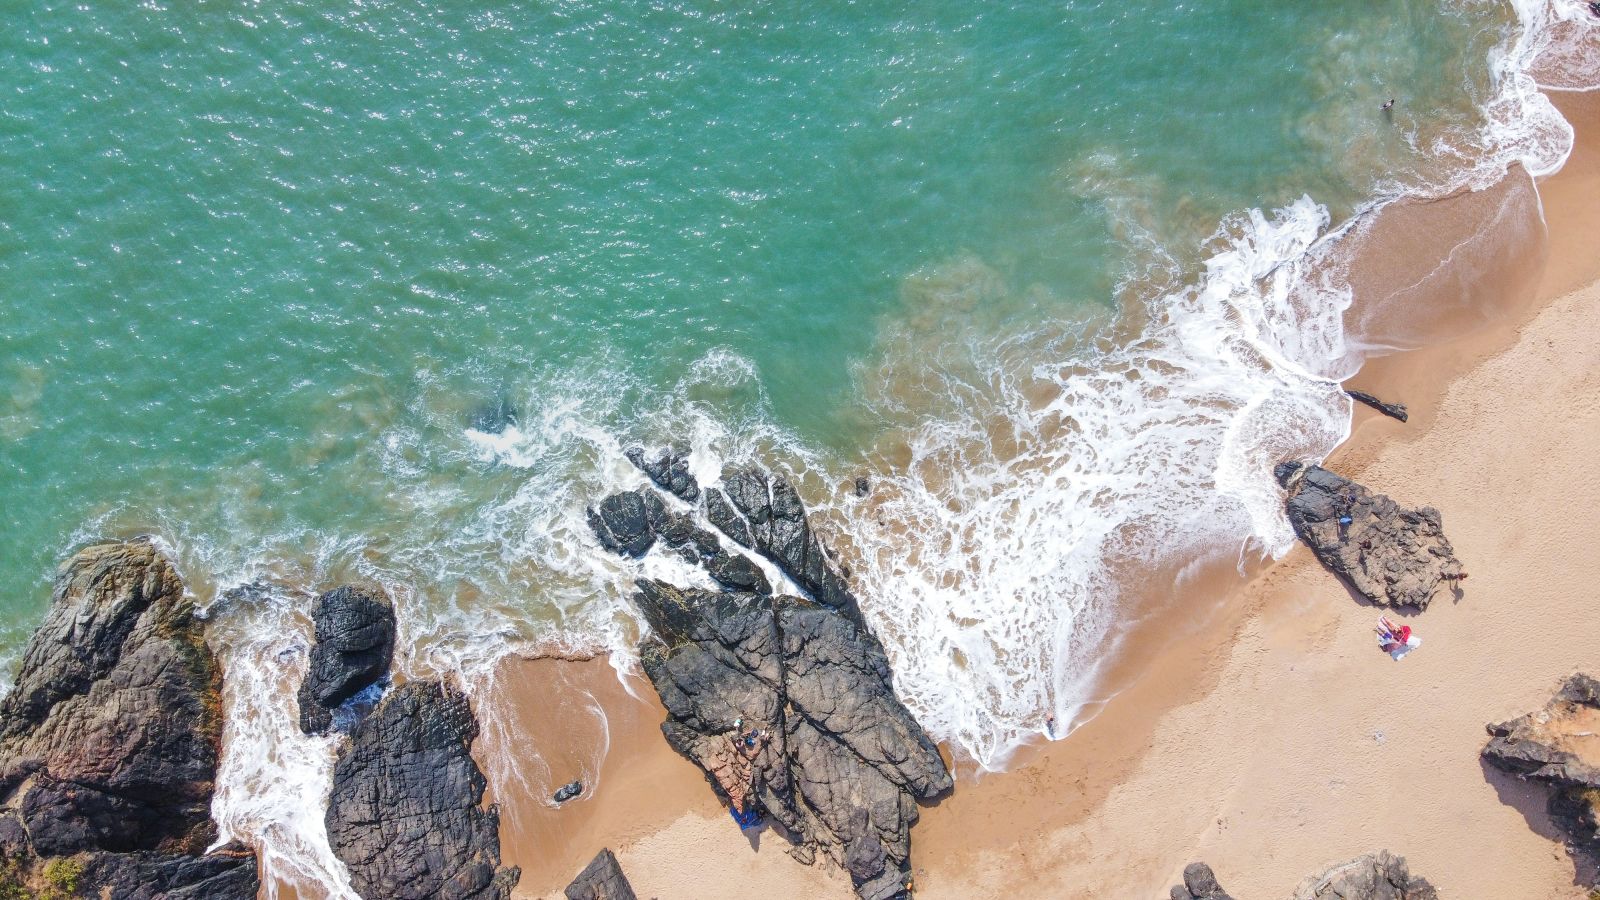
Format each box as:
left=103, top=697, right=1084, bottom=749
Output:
left=325, top=679, right=519, bottom=900
left=1275, top=462, right=1463, bottom=610
left=0, top=539, right=259, bottom=898
left=563, top=848, right=637, bottom=900
left=1173, top=851, right=1437, bottom=899
left=1483, top=673, right=1600, bottom=866
left=591, top=450, right=952, bottom=900
left=297, top=584, right=395, bottom=735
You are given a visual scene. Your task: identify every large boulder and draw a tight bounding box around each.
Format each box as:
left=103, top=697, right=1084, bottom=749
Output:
left=1169, top=861, right=1234, bottom=899
left=626, top=445, right=701, bottom=502
left=1275, top=462, right=1463, bottom=610
left=0, top=539, right=259, bottom=897
left=563, top=848, right=637, bottom=900
left=1483, top=674, right=1600, bottom=863
left=297, top=585, right=395, bottom=735
left=325, top=679, right=519, bottom=900
left=1289, top=850, right=1439, bottom=900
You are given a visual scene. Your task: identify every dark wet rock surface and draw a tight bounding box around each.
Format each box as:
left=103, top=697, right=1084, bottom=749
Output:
left=1289, top=850, right=1439, bottom=900
left=563, top=848, right=638, bottom=900
left=326, top=679, right=519, bottom=900
left=1345, top=389, right=1409, bottom=423
left=1276, top=462, right=1463, bottom=610
left=588, top=489, right=669, bottom=558
left=627, top=445, right=701, bottom=502
left=592, top=465, right=950, bottom=900
left=1484, top=673, right=1600, bottom=862
left=298, top=585, right=396, bottom=735
left=0, top=539, right=259, bottom=898
left=554, top=780, right=583, bottom=803
left=1169, top=861, right=1234, bottom=899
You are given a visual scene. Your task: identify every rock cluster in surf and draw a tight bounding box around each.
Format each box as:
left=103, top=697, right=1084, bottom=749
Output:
left=563, top=847, right=637, bottom=900
left=325, top=679, right=519, bottom=900
left=297, top=584, right=395, bottom=735
left=1482, top=673, right=1600, bottom=869
left=1275, top=462, right=1463, bottom=610
left=0, top=539, right=259, bottom=897
left=590, top=448, right=952, bottom=900
left=1173, top=852, right=1438, bottom=900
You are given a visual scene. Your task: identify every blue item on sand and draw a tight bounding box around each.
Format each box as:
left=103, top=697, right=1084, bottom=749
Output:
left=731, top=806, right=763, bottom=828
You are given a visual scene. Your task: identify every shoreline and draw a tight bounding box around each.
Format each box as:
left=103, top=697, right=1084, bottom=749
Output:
left=495, top=89, right=1600, bottom=898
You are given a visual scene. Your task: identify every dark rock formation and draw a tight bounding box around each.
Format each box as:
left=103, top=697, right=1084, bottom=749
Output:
left=627, top=445, right=701, bottom=502
left=710, top=468, right=863, bottom=624
left=0, top=539, right=259, bottom=897
left=553, top=780, right=582, bottom=803
left=1289, top=850, right=1439, bottom=900
left=632, top=581, right=948, bottom=900
left=1484, top=673, right=1600, bottom=863
left=854, top=475, right=871, bottom=498
left=1169, top=861, right=1234, bottom=899
left=297, top=585, right=396, bottom=735
left=564, top=848, right=637, bottom=900
left=1345, top=389, right=1409, bottom=423
left=588, top=489, right=668, bottom=558
left=326, top=679, right=519, bottom=900
left=591, top=464, right=949, bottom=900
left=1275, top=462, right=1463, bottom=610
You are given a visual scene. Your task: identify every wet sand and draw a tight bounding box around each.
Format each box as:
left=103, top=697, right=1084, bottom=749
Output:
left=497, top=89, right=1600, bottom=898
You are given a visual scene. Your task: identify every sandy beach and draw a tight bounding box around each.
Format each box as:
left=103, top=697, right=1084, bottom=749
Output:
left=497, top=89, right=1600, bottom=899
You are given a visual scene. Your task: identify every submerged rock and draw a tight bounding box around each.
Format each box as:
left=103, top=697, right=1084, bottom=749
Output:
left=470, top=396, right=519, bottom=434
left=0, top=539, right=259, bottom=897
left=1275, top=462, right=1463, bottom=610
left=1345, top=389, right=1409, bottom=423
left=1483, top=674, right=1600, bottom=863
left=564, top=848, right=637, bottom=900
left=326, top=680, right=519, bottom=900
left=1290, top=850, right=1439, bottom=900
left=298, top=585, right=396, bottom=735
left=1169, top=862, right=1234, bottom=899
left=591, top=464, right=950, bottom=900
left=626, top=445, right=701, bottom=502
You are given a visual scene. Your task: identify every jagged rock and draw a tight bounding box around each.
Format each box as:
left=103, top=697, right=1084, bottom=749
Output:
left=553, top=780, right=583, bottom=803
left=297, top=585, right=396, bottom=735
left=1483, top=674, right=1600, bottom=861
left=1275, top=462, right=1463, bottom=610
left=587, top=489, right=668, bottom=558
left=326, top=680, right=519, bottom=900
left=1345, top=389, right=1409, bottom=423
left=1290, top=850, right=1439, bottom=900
left=0, top=539, right=259, bottom=897
left=631, top=580, right=949, bottom=900
left=564, top=848, right=637, bottom=900
left=626, top=446, right=701, bottom=502
left=1169, top=861, right=1234, bottom=899
left=711, top=468, right=864, bottom=624
left=854, top=475, right=871, bottom=498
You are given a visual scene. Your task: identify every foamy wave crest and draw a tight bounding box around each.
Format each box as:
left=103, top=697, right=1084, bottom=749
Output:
left=838, top=198, right=1356, bottom=769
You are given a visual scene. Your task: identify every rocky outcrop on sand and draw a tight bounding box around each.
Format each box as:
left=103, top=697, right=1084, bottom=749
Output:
left=0, top=539, right=259, bottom=897
left=1290, top=850, right=1439, bottom=900
left=1173, top=852, right=1437, bottom=900
left=1275, top=462, right=1463, bottom=610
left=563, top=848, right=637, bottom=900
left=591, top=459, right=952, bottom=900
left=1483, top=673, right=1600, bottom=862
left=1169, top=862, right=1235, bottom=899
left=297, top=585, right=395, bottom=735
left=326, top=679, right=519, bottom=900
left=1345, top=389, right=1409, bottom=423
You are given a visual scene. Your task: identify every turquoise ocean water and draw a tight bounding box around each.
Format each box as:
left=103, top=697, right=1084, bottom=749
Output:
left=5, top=0, right=1590, bottom=795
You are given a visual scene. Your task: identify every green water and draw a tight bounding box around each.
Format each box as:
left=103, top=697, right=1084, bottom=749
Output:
left=0, top=0, right=1508, bottom=653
